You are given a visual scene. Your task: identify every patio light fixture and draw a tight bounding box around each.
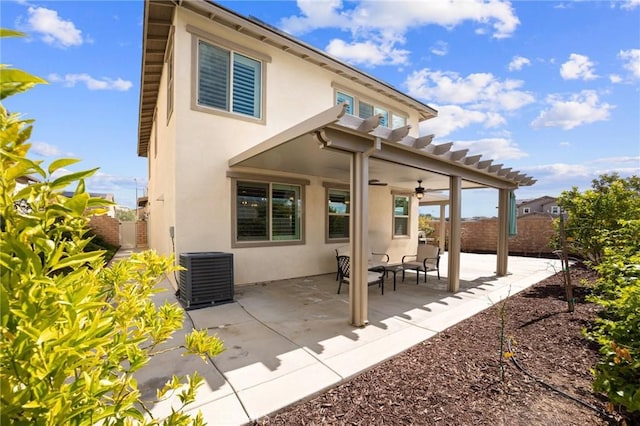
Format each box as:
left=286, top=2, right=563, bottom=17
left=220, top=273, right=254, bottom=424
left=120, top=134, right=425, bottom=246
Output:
left=415, top=179, right=425, bottom=199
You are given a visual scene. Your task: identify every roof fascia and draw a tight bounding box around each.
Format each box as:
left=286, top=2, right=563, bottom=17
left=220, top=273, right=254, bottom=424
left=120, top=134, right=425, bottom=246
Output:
left=181, top=0, right=437, bottom=120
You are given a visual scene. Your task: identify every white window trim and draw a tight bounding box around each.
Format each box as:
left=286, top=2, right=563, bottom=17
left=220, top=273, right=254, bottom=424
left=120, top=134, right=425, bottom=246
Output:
left=392, top=195, right=411, bottom=239
left=165, top=25, right=175, bottom=124
left=229, top=172, right=307, bottom=248
left=189, top=25, right=270, bottom=123
left=324, top=182, right=350, bottom=243
left=523, top=207, right=531, bottom=214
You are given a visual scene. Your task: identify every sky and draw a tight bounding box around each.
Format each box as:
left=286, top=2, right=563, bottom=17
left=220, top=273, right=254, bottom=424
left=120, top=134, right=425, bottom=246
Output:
left=1, top=0, right=639, bottom=218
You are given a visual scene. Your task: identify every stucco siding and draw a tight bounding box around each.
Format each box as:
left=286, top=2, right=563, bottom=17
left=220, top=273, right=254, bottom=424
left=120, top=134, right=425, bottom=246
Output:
left=146, top=9, right=421, bottom=286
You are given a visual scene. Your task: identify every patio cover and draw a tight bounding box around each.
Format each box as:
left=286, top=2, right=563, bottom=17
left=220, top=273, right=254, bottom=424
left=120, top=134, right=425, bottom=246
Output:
left=229, top=103, right=535, bottom=326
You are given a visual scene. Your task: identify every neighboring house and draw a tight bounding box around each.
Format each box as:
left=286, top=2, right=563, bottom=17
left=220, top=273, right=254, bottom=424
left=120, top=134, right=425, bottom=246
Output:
left=137, top=0, right=536, bottom=326
left=517, top=196, right=560, bottom=216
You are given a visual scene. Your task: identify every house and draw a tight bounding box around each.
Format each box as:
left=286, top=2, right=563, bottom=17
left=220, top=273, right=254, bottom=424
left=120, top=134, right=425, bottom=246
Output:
left=517, top=196, right=560, bottom=216
left=137, top=0, right=535, bottom=326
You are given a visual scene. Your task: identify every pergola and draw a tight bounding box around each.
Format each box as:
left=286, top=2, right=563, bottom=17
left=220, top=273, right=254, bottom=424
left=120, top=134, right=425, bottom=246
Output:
left=230, top=103, right=535, bottom=326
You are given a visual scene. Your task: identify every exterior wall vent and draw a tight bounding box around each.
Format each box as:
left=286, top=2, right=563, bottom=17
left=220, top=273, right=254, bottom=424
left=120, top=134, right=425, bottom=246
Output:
left=178, top=252, right=234, bottom=310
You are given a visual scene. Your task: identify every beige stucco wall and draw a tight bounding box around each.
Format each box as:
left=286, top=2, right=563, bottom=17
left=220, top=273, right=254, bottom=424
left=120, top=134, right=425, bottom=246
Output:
left=146, top=43, right=177, bottom=267
left=145, top=9, right=423, bottom=286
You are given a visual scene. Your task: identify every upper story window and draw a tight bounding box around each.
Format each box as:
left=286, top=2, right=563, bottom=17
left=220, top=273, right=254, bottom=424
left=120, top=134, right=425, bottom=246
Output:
left=166, top=26, right=175, bottom=122
left=189, top=25, right=271, bottom=122
left=522, top=207, right=531, bottom=214
left=551, top=206, right=560, bottom=215
left=327, top=188, right=350, bottom=241
left=335, top=89, right=408, bottom=129
left=337, top=92, right=354, bottom=115
left=393, top=195, right=410, bottom=237
left=198, top=40, right=262, bottom=118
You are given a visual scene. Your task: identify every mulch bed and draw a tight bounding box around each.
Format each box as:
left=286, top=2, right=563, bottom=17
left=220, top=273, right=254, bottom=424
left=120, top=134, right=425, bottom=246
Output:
left=255, top=265, right=632, bottom=425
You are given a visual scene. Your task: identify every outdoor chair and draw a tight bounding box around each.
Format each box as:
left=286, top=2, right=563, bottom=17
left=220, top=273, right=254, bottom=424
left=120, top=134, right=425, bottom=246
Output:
left=402, top=244, right=441, bottom=284
left=336, top=255, right=385, bottom=295
left=334, top=246, right=389, bottom=280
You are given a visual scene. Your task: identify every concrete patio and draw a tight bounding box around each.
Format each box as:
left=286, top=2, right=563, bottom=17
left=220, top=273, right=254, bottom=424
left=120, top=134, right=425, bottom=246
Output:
left=131, top=252, right=562, bottom=425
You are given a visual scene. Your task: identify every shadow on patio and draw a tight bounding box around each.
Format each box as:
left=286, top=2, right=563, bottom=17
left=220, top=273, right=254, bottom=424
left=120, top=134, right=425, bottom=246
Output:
left=137, top=252, right=561, bottom=424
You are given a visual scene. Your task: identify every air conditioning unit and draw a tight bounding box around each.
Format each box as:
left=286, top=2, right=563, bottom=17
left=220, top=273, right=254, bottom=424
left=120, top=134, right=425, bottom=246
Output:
left=178, top=252, right=234, bottom=310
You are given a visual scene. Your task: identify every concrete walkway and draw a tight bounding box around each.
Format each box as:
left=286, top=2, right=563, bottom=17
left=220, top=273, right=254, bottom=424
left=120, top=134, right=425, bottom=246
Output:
left=114, top=251, right=562, bottom=425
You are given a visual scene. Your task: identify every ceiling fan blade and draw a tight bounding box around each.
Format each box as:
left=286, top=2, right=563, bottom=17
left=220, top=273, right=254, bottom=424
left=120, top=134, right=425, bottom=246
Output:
left=368, top=179, right=388, bottom=186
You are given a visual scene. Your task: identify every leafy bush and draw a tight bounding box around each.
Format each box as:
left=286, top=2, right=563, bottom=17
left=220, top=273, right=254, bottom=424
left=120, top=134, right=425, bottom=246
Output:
left=556, top=173, right=640, bottom=264
left=587, top=220, right=640, bottom=415
left=84, top=230, right=120, bottom=263
left=1, top=30, right=224, bottom=425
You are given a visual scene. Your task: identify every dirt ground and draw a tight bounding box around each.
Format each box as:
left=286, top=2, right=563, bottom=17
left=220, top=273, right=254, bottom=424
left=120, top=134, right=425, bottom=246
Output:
left=255, top=265, right=633, bottom=425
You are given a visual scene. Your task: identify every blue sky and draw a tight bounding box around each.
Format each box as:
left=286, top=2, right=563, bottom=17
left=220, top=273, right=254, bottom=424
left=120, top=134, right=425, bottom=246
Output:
left=2, top=0, right=639, bottom=217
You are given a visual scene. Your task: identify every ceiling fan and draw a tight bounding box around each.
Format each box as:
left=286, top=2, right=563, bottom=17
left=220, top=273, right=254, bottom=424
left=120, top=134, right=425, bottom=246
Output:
left=414, top=179, right=442, bottom=199
left=368, top=179, right=388, bottom=186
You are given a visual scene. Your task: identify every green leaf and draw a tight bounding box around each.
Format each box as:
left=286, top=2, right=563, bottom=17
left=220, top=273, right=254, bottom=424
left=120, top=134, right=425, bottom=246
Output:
left=50, top=251, right=104, bottom=272
left=0, top=29, right=26, bottom=38
left=64, top=192, right=90, bottom=216
left=48, top=158, right=81, bottom=175
left=49, top=168, right=99, bottom=191
left=0, top=67, right=47, bottom=84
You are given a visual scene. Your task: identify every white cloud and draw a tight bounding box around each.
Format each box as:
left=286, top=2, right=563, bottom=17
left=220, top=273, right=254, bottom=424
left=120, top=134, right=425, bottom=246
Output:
left=48, top=73, right=133, bottom=91
left=560, top=53, right=598, bottom=80
left=325, top=38, right=409, bottom=66
left=621, top=0, right=640, bottom=10
left=280, top=0, right=519, bottom=66
left=609, top=74, right=623, bottom=83
left=619, top=49, right=640, bottom=79
left=430, top=41, right=448, bottom=56
left=418, top=104, right=505, bottom=138
left=281, top=0, right=519, bottom=38
left=591, top=155, right=640, bottom=166
left=508, top=55, right=531, bottom=71
left=31, top=142, right=62, bottom=157
left=531, top=90, right=614, bottom=130
left=279, top=0, right=350, bottom=35
left=26, top=6, right=83, bottom=48
left=523, top=163, right=592, bottom=179
left=450, top=138, right=528, bottom=161
left=405, top=69, right=535, bottom=111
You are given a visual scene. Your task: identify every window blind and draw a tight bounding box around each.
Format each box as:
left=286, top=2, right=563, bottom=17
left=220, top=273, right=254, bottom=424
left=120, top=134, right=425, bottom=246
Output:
left=233, top=54, right=261, bottom=117
left=198, top=41, right=229, bottom=110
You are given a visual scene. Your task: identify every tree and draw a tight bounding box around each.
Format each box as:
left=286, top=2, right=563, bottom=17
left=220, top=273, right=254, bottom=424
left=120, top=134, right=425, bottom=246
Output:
left=418, top=214, right=435, bottom=236
left=0, top=30, right=224, bottom=425
left=116, top=207, right=138, bottom=222
left=556, top=173, right=640, bottom=264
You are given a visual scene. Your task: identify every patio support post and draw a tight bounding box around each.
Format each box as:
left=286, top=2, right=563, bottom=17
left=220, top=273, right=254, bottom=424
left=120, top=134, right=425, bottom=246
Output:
left=349, top=151, right=369, bottom=327
left=438, top=204, right=446, bottom=253
left=497, top=188, right=509, bottom=276
left=448, top=176, right=461, bottom=292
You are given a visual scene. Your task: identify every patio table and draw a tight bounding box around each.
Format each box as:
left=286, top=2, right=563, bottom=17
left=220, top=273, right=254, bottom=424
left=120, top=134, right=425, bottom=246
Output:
left=369, top=263, right=403, bottom=291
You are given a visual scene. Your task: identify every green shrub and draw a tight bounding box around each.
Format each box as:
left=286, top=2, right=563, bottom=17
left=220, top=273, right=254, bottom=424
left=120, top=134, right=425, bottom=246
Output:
left=587, top=220, right=640, bottom=415
left=1, top=30, right=224, bottom=425
left=84, top=230, right=120, bottom=263
left=556, top=173, right=640, bottom=264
